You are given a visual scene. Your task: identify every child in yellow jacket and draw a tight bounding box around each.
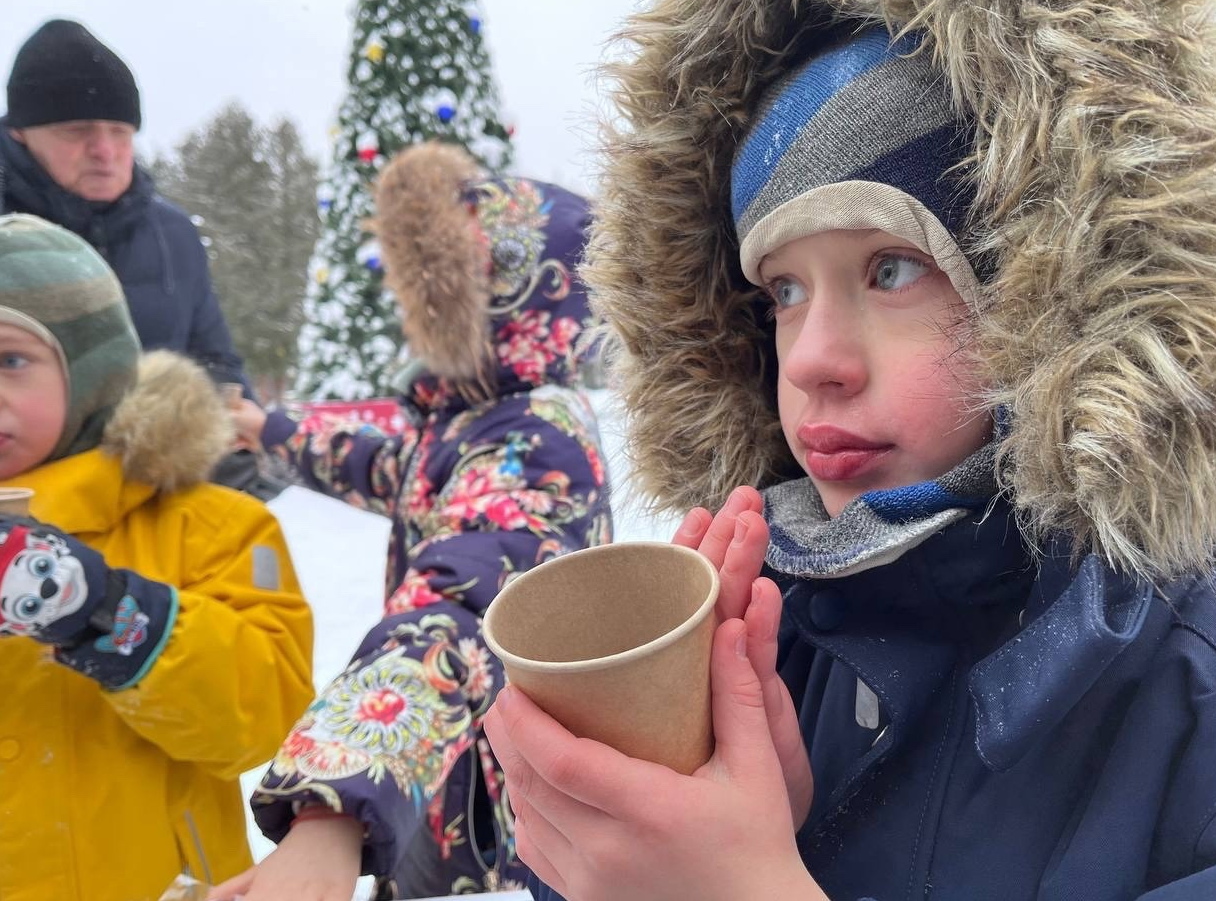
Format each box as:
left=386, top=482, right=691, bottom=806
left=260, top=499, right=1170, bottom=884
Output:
left=0, top=212, right=314, bottom=900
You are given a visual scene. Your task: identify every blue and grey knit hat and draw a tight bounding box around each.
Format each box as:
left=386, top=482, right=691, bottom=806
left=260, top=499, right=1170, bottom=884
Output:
left=731, top=27, right=981, bottom=306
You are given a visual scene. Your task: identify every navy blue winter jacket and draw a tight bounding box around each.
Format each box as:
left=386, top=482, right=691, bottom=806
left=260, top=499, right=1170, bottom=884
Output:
left=532, top=501, right=1216, bottom=900
left=0, top=124, right=248, bottom=388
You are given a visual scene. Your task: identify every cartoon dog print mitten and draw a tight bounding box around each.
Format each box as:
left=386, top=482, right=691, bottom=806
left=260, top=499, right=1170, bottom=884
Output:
left=0, top=518, right=176, bottom=689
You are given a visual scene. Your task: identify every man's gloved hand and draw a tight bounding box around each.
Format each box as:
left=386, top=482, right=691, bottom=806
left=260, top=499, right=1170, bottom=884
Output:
left=0, top=517, right=177, bottom=689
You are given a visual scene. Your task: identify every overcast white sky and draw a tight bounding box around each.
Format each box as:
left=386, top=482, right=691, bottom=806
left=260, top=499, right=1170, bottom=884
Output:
left=1, top=0, right=641, bottom=194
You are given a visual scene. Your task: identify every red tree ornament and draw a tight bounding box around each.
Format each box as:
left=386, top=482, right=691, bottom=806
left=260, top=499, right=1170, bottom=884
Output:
left=356, top=133, right=379, bottom=163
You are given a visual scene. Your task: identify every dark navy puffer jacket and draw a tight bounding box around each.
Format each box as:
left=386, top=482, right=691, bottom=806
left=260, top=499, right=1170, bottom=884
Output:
left=532, top=500, right=1216, bottom=901
left=0, top=124, right=247, bottom=387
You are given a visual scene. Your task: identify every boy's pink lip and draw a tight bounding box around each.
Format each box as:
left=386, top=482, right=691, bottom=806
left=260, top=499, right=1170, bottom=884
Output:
left=797, top=423, right=890, bottom=453
left=797, top=424, right=893, bottom=482
left=804, top=447, right=891, bottom=481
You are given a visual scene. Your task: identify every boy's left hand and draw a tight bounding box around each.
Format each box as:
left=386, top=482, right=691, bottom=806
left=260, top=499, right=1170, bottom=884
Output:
left=484, top=617, right=827, bottom=901
left=0, top=516, right=116, bottom=645
left=0, top=516, right=176, bottom=688
left=672, top=486, right=814, bottom=827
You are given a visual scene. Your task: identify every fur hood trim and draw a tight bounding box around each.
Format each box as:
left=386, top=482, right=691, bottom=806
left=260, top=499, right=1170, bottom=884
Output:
left=587, top=0, right=1216, bottom=578
left=372, top=142, right=490, bottom=385
left=101, top=350, right=234, bottom=491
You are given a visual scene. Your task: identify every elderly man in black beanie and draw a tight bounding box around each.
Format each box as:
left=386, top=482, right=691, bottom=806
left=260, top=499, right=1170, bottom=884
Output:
left=0, top=19, right=286, bottom=497
left=0, top=19, right=249, bottom=393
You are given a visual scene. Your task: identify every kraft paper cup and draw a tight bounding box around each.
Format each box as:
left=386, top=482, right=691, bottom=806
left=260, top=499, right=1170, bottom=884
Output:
left=483, top=541, right=719, bottom=775
left=0, top=488, right=34, bottom=516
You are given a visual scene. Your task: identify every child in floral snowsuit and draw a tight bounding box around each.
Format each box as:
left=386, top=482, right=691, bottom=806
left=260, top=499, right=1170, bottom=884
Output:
left=219, top=142, right=611, bottom=900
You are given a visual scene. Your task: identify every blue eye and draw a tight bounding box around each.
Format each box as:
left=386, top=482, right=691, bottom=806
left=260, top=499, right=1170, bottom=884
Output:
left=768, top=278, right=808, bottom=309
left=16, top=595, right=42, bottom=619
left=0, top=353, right=29, bottom=370
left=28, top=555, right=53, bottom=578
left=873, top=255, right=929, bottom=291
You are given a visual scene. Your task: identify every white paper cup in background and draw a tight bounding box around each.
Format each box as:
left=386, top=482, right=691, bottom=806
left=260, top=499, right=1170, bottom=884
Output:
left=0, top=487, right=34, bottom=516
left=483, top=541, right=719, bottom=775
left=218, top=382, right=244, bottom=409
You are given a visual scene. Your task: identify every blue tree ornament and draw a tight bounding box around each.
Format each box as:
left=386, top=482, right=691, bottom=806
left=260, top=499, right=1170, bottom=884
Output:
left=437, top=104, right=456, bottom=123
left=357, top=239, right=383, bottom=272
left=316, top=185, right=335, bottom=214
left=470, top=17, right=482, bottom=34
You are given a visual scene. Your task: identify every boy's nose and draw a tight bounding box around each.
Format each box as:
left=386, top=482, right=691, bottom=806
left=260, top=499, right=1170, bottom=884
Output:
left=781, top=299, right=868, bottom=396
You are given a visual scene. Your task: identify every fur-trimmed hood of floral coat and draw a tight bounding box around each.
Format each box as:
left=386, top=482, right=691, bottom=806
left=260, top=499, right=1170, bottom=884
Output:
left=586, top=0, right=1216, bottom=579
left=372, top=142, right=598, bottom=409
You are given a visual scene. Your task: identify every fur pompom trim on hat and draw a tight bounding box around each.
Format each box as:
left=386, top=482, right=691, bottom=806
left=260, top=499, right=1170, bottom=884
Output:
left=372, top=141, right=491, bottom=385
left=586, top=0, right=1216, bottom=578
left=101, top=351, right=234, bottom=492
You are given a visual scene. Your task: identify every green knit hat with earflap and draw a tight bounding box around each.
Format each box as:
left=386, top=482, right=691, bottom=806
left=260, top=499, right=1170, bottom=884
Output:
left=0, top=213, right=140, bottom=462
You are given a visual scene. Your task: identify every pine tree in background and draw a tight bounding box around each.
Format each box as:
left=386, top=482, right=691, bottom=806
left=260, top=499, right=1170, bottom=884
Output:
left=149, top=104, right=320, bottom=402
left=297, top=0, right=513, bottom=398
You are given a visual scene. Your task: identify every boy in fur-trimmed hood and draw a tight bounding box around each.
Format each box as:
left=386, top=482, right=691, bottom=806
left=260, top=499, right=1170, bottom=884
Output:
left=483, top=2, right=1216, bottom=900
left=0, top=213, right=313, bottom=900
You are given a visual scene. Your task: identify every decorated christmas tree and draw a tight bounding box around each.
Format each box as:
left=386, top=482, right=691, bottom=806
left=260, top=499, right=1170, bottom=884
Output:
left=297, top=0, right=513, bottom=398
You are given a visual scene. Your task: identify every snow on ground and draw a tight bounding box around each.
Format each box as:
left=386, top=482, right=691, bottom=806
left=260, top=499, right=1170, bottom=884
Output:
left=587, top=388, right=684, bottom=544
left=240, top=486, right=389, bottom=892
left=239, top=392, right=678, bottom=895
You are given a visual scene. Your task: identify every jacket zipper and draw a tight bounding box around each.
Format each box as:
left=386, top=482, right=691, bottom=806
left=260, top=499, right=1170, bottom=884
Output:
left=183, top=810, right=213, bottom=886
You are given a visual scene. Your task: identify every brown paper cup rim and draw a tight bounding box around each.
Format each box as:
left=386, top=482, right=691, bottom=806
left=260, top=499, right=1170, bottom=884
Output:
left=483, top=542, right=719, bottom=675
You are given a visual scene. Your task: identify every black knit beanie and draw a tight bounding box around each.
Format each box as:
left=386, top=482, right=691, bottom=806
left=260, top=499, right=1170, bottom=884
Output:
left=6, top=20, right=141, bottom=130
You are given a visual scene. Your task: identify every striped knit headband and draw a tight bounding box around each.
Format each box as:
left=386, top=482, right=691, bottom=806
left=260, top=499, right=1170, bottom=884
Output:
left=732, top=27, right=981, bottom=306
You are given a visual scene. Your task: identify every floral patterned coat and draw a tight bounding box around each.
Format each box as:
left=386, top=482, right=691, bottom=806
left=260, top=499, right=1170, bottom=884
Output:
left=251, top=175, right=612, bottom=898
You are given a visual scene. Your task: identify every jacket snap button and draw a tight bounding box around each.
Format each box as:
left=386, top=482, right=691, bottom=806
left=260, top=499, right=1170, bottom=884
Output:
left=810, top=589, right=846, bottom=630
left=0, top=738, right=20, bottom=761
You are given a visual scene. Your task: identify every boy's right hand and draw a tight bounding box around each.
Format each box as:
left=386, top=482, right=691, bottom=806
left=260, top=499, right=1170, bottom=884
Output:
left=672, top=486, right=814, bottom=828
left=206, top=812, right=362, bottom=901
